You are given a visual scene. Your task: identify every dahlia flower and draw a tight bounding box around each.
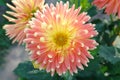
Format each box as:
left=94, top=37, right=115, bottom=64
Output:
left=3, top=0, right=45, bottom=44
left=24, top=1, right=98, bottom=76
left=93, top=0, right=120, bottom=18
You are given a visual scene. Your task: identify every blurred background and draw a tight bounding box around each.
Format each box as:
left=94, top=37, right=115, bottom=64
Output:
left=0, top=0, right=120, bottom=80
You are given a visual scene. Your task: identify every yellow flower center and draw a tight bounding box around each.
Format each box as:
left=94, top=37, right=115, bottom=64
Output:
left=45, top=25, right=77, bottom=51
left=53, top=32, right=69, bottom=47
left=21, top=7, right=39, bottom=23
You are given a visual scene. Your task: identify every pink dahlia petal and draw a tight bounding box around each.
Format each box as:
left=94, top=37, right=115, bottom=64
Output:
left=3, top=0, right=45, bottom=44
left=93, top=0, right=120, bottom=18
left=24, top=1, right=98, bottom=76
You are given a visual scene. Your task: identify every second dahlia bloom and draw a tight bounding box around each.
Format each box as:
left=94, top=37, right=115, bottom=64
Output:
left=3, top=0, right=44, bottom=44
left=24, top=2, right=98, bottom=76
left=93, top=0, right=120, bottom=18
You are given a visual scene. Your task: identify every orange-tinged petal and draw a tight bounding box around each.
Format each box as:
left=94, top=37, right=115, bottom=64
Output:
left=93, top=0, right=120, bottom=18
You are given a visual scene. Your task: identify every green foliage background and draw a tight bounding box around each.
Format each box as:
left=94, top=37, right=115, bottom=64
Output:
left=0, top=0, right=11, bottom=65
left=0, top=0, right=120, bottom=80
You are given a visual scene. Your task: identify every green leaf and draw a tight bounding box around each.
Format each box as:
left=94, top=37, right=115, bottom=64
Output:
left=75, top=0, right=79, bottom=8
left=58, top=0, right=69, bottom=3
left=0, top=0, right=5, bottom=5
left=80, top=0, right=91, bottom=11
left=101, top=66, right=108, bottom=73
left=90, top=46, right=99, bottom=56
left=88, top=6, right=97, bottom=17
left=99, top=46, right=120, bottom=64
left=108, top=76, right=120, bottom=80
left=108, top=61, right=120, bottom=75
left=69, top=0, right=92, bottom=11
left=14, top=61, right=63, bottom=80
left=92, top=19, right=105, bottom=33
left=18, top=77, right=27, bottom=80
left=75, top=57, right=102, bottom=79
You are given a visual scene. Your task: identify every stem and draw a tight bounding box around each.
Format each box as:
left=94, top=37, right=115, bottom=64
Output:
left=110, top=15, right=113, bottom=22
left=75, top=0, right=78, bottom=8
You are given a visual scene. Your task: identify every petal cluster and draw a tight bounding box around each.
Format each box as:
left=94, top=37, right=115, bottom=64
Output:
left=3, top=0, right=44, bottom=44
left=24, top=2, right=98, bottom=76
left=93, top=0, right=120, bottom=18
